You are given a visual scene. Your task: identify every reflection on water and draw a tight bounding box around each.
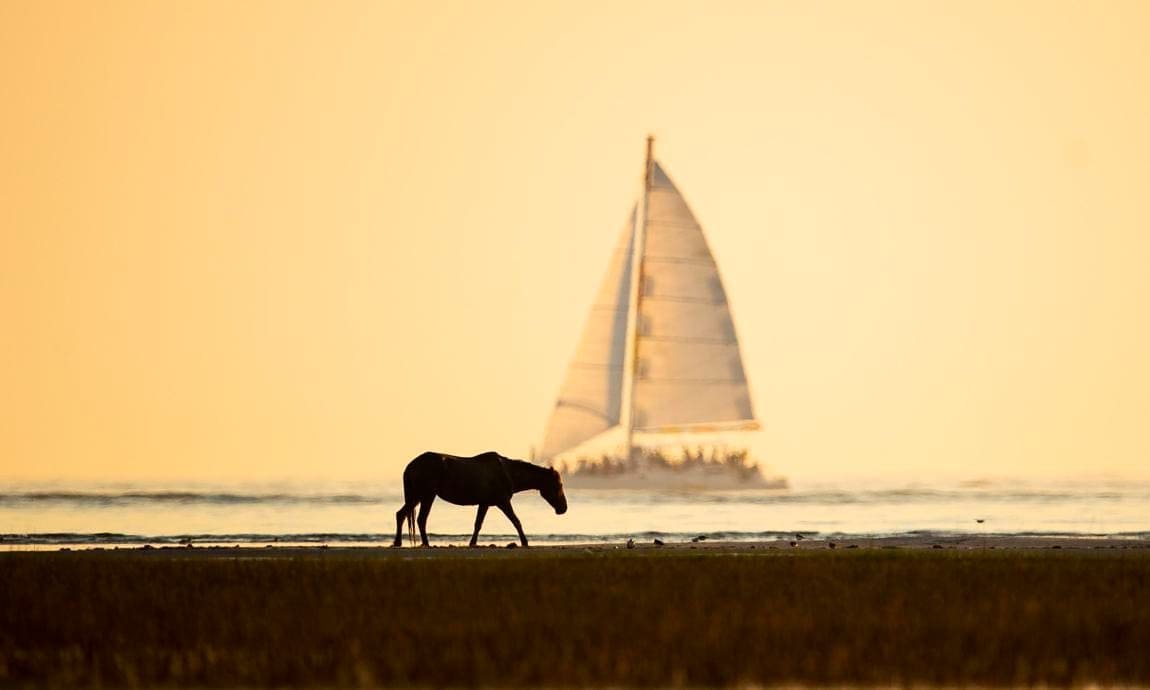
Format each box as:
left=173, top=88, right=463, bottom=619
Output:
left=2, top=478, right=1149, bottom=546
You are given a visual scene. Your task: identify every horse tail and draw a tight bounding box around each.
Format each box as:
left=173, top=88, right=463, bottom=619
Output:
left=403, top=469, right=418, bottom=547
left=407, top=506, right=415, bottom=546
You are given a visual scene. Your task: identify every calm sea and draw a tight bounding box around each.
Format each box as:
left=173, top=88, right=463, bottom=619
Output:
left=2, top=478, right=1148, bottom=548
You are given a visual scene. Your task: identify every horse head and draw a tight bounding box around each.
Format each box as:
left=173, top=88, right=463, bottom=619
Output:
left=540, top=467, right=568, bottom=515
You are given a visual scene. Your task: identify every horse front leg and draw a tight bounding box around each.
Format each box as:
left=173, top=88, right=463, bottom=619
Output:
left=416, top=495, right=436, bottom=547
left=497, top=501, right=528, bottom=547
left=469, top=504, right=489, bottom=547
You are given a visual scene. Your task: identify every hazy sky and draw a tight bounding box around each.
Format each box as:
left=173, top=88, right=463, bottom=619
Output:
left=3, top=1, right=1149, bottom=481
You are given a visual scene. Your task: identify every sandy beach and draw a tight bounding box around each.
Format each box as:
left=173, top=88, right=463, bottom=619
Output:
left=3, top=536, right=1149, bottom=688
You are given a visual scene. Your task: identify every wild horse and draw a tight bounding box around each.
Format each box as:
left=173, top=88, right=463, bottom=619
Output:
left=393, top=451, right=567, bottom=547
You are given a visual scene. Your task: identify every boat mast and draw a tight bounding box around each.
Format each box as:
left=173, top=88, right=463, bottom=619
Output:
left=622, top=135, right=654, bottom=460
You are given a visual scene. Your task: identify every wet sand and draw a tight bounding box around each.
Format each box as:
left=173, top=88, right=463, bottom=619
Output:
left=32, top=532, right=1148, bottom=556
left=18, top=532, right=1150, bottom=554
left=3, top=538, right=1149, bottom=687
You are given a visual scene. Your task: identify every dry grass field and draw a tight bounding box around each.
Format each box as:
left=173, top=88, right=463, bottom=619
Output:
left=2, top=546, right=1149, bottom=687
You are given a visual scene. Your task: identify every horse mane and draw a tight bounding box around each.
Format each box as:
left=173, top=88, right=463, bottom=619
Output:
left=504, top=458, right=556, bottom=489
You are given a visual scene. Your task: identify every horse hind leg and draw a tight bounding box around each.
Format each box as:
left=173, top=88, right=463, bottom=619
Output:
left=470, top=504, right=489, bottom=547
left=393, top=502, right=415, bottom=547
left=416, top=495, right=436, bottom=547
left=395, top=459, right=425, bottom=547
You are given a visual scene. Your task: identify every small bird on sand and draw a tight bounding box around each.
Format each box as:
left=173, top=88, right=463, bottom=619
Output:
left=653, top=538, right=665, bottom=546
left=789, top=541, right=797, bottom=547
left=626, top=538, right=635, bottom=549
left=795, top=533, right=805, bottom=541
left=828, top=542, right=836, bottom=549
left=691, top=535, right=708, bottom=543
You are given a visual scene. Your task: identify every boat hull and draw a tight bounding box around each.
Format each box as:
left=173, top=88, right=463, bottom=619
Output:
left=562, top=463, right=788, bottom=491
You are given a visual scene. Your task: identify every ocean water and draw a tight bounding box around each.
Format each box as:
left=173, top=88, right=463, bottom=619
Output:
left=2, top=477, right=1149, bottom=548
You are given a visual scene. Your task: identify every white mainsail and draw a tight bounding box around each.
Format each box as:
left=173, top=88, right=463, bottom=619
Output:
left=542, top=139, right=758, bottom=464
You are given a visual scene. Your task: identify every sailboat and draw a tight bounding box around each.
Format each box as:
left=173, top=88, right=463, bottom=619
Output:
left=540, top=137, right=785, bottom=489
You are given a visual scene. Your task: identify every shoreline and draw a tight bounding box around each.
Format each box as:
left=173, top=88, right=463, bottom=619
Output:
left=5, top=533, right=1149, bottom=555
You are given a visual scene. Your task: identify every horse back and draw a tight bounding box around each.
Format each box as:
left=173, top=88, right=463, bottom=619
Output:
left=403, top=451, right=511, bottom=506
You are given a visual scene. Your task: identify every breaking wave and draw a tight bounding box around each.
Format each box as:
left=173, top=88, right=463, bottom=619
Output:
left=0, top=491, right=397, bottom=506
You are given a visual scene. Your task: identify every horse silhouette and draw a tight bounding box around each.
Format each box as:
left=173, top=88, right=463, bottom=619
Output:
left=393, top=451, right=567, bottom=547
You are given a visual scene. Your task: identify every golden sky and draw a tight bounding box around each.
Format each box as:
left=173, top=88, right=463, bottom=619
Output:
left=3, top=1, right=1149, bottom=481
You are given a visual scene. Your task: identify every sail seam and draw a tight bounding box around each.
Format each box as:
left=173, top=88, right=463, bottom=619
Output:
left=640, top=335, right=735, bottom=345
left=553, top=399, right=615, bottom=421
left=645, top=220, right=700, bottom=230
left=635, top=420, right=759, bottom=432
left=638, top=377, right=747, bottom=383
left=642, top=295, right=727, bottom=305
left=643, top=256, right=715, bottom=266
